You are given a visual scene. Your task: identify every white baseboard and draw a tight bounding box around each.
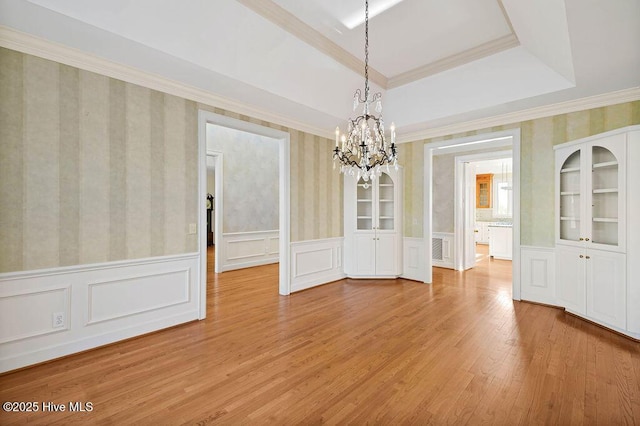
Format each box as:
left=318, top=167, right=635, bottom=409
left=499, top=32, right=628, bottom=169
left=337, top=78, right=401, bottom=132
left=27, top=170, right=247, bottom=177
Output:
left=0, top=254, right=200, bottom=373
left=290, top=238, right=345, bottom=292
left=520, top=246, right=557, bottom=306
left=402, top=237, right=426, bottom=281
left=219, top=230, right=279, bottom=272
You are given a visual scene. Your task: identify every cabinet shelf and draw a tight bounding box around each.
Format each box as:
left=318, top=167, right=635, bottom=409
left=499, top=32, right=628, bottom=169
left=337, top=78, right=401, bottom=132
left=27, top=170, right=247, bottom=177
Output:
left=560, top=191, right=581, bottom=196
left=378, top=184, right=393, bottom=187
left=592, top=188, right=617, bottom=194
left=592, top=217, right=618, bottom=223
left=357, top=216, right=372, bottom=219
left=560, top=217, right=580, bottom=221
left=357, top=199, right=372, bottom=202
left=560, top=167, right=580, bottom=173
left=379, top=216, right=394, bottom=219
left=592, top=161, right=618, bottom=169
left=379, top=199, right=393, bottom=202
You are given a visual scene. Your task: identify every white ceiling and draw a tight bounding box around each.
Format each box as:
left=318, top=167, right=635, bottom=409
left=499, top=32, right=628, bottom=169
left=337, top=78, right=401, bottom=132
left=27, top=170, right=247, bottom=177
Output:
left=1, top=0, right=639, bottom=141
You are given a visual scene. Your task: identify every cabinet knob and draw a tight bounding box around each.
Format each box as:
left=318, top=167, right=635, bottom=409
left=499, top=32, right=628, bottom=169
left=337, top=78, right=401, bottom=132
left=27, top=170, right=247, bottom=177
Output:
left=579, top=255, right=584, bottom=258
left=579, top=237, right=584, bottom=241
left=585, top=238, right=590, bottom=241
left=586, top=255, right=590, bottom=259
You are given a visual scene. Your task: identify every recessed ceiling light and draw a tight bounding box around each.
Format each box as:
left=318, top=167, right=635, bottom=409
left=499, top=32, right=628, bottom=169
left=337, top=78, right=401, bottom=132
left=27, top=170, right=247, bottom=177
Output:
left=342, top=0, right=404, bottom=29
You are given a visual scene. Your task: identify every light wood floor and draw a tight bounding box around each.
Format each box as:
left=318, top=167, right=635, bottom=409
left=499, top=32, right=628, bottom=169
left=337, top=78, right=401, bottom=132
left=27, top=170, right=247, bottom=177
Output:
left=1, top=245, right=639, bottom=424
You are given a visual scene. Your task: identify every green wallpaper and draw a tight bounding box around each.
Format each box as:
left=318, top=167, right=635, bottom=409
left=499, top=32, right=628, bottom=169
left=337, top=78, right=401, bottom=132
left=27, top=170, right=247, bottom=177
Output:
left=403, top=101, right=640, bottom=247
left=0, top=47, right=343, bottom=273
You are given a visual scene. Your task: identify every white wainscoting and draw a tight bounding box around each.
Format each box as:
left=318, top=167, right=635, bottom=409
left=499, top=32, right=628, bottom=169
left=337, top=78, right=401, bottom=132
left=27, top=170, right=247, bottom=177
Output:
left=402, top=237, right=426, bottom=282
left=220, top=230, right=279, bottom=272
left=290, top=238, right=345, bottom=292
left=520, top=246, right=557, bottom=306
left=0, top=253, right=199, bottom=373
left=432, top=232, right=455, bottom=269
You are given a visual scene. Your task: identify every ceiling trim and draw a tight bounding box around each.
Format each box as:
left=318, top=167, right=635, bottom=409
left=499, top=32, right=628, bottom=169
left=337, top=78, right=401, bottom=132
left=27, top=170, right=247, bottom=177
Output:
left=0, top=25, right=335, bottom=139
left=3, top=25, right=637, bottom=145
left=387, top=34, right=520, bottom=89
left=399, top=87, right=640, bottom=143
left=236, top=0, right=388, bottom=89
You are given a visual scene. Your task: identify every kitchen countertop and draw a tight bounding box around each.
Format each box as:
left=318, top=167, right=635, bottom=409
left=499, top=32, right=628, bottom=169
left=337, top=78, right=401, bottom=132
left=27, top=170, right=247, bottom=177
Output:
left=487, top=222, right=513, bottom=227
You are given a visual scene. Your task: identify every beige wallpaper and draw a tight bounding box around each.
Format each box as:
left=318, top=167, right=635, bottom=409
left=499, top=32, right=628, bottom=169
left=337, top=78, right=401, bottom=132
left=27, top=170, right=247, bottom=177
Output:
left=403, top=101, right=640, bottom=247
left=207, top=124, right=279, bottom=233
left=195, top=108, right=343, bottom=244
left=0, top=48, right=343, bottom=273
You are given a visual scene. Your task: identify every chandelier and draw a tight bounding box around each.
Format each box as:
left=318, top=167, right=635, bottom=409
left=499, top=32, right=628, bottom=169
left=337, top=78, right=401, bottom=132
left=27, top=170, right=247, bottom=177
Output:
left=333, top=0, right=398, bottom=182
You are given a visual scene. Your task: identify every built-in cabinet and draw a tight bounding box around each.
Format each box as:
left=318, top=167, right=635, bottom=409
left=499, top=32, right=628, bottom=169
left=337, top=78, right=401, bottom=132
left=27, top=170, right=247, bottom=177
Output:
left=344, top=169, right=402, bottom=277
left=476, top=173, right=493, bottom=208
left=489, top=225, right=512, bottom=260
left=555, top=127, right=639, bottom=338
left=475, top=222, right=490, bottom=244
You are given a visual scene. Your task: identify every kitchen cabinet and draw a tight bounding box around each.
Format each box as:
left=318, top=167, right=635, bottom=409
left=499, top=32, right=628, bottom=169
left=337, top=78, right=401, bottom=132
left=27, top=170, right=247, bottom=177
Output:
left=344, top=169, right=402, bottom=277
left=476, top=173, right=493, bottom=208
left=488, top=225, right=512, bottom=260
left=475, top=222, right=490, bottom=244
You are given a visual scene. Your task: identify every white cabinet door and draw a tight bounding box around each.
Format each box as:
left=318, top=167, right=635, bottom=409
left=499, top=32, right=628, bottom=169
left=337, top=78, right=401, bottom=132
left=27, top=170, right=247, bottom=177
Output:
left=489, top=227, right=512, bottom=260
left=354, top=234, right=376, bottom=275
left=556, top=245, right=586, bottom=315
left=586, top=250, right=626, bottom=329
left=375, top=234, right=397, bottom=276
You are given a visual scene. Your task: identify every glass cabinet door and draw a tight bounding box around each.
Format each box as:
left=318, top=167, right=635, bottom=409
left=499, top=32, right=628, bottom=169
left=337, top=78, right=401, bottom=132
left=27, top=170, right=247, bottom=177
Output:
left=378, top=173, right=394, bottom=230
left=591, top=146, right=619, bottom=246
left=559, top=150, right=582, bottom=242
left=356, top=178, right=373, bottom=230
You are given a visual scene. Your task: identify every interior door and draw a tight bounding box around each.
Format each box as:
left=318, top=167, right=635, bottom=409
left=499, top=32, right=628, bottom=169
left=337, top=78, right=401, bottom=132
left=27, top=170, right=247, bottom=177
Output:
left=464, top=162, right=477, bottom=270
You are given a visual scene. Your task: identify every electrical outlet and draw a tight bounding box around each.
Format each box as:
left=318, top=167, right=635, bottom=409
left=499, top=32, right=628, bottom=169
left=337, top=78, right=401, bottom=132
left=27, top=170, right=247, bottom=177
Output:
left=52, top=312, right=65, bottom=328
left=188, top=223, right=197, bottom=234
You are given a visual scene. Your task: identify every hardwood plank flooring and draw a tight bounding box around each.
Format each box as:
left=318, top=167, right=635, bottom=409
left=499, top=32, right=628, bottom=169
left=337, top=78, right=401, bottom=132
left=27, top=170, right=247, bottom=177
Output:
left=1, top=245, right=639, bottom=424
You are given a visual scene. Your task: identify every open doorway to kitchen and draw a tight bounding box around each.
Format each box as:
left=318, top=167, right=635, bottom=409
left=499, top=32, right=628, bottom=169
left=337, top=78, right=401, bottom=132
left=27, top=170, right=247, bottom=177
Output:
left=424, top=129, right=521, bottom=300
left=458, top=153, right=513, bottom=270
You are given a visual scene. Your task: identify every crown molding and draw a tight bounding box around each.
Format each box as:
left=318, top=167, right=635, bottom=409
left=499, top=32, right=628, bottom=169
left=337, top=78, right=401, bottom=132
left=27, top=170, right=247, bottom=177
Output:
left=0, top=25, right=335, bottom=139
left=398, top=87, right=640, bottom=143
left=387, top=34, right=520, bottom=89
left=236, top=0, right=388, bottom=89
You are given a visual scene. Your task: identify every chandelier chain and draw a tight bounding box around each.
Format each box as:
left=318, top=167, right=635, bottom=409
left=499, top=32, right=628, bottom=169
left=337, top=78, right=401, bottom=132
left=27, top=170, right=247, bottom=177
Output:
left=364, top=0, right=369, bottom=101
left=332, top=0, right=398, bottom=178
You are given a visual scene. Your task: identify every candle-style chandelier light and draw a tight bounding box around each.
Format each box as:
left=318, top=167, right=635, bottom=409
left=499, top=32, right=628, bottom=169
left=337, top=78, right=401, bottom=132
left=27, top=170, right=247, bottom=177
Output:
left=333, top=0, right=398, bottom=183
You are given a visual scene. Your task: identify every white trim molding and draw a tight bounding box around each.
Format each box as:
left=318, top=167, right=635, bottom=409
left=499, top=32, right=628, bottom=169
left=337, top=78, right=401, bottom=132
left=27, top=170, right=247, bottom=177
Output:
left=0, top=253, right=199, bottom=373
left=220, top=230, right=280, bottom=272
left=0, top=25, right=332, bottom=139
left=400, top=87, right=640, bottom=143
left=520, top=246, right=557, bottom=307
left=290, top=238, right=345, bottom=293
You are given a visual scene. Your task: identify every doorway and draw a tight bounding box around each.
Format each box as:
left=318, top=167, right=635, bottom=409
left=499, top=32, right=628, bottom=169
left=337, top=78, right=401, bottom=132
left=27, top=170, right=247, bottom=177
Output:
left=198, top=111, right=291, bottom=320
left=424, top=129, right=521, bottom=300
left=457, top=153, right=513, bottom=271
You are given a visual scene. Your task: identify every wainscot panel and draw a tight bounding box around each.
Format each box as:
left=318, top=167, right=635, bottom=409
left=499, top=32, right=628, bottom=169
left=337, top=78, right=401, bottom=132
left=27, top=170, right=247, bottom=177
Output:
left=520, top=246, right=557, bottom=306
left=220, top=230, right=279, bottom=272
left=0, top=253, right=199, bottom=373
left=290, top=238, right=345, bottom=292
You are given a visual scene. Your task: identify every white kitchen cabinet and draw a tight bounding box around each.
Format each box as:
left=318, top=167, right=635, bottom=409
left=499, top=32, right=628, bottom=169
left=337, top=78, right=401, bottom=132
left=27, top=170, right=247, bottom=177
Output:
left=475, top=222, right=490, bottom=244
left=554, top=126, right=639, bottom=338
left=488, top=225, right=512, bottom=260
left=344, top=169, right=402, bottom=278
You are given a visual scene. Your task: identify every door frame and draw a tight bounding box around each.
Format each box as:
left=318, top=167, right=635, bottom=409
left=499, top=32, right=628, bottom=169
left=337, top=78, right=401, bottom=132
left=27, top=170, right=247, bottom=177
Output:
left=424, top=129, right=521, bottom=300
left=198, top=110, right=291, bottom=319
left=206, top=151, right=223, bottom=274
left=454, top=150, right=513, bottom=271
